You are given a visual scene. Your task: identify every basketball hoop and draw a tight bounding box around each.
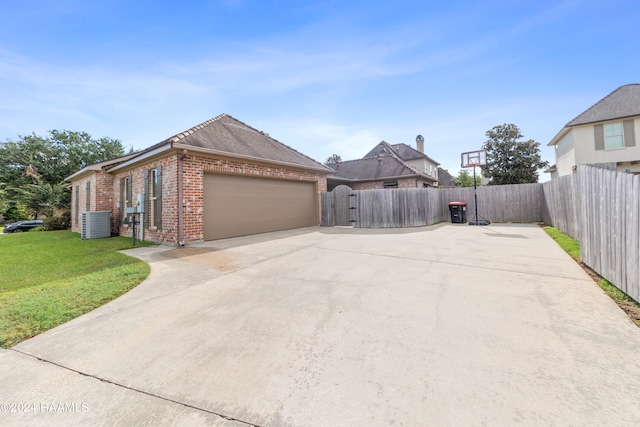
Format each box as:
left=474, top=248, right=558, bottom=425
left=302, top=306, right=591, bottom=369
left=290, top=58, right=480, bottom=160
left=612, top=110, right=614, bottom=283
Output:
left=460, top=150, right=490, bottom=226
left=461, top=150, right=487, bottom=168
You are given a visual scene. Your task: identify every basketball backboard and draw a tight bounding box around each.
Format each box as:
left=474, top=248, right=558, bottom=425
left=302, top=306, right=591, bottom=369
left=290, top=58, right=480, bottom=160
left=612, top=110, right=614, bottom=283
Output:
left=461, top=150, right=487, bottom=168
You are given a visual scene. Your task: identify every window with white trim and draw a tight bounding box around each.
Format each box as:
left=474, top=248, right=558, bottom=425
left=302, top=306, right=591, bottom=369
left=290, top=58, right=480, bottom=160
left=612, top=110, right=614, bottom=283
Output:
left=150, top=168, right=158, bottom=227
left=604, top=122, right=624, bottom=149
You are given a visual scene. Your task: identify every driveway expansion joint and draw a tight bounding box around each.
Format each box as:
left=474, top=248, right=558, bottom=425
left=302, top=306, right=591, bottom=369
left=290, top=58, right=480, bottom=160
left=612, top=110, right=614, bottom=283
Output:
left=10, top=348, right=263, bottom=427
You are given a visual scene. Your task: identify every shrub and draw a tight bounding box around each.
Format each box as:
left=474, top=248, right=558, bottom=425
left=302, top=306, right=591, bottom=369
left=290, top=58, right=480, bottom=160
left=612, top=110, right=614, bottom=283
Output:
left=29, top=226, right=46, bottom=232
left=2, top=202, right=30, bottom=221
left=44, top=213, right=70, bottom=231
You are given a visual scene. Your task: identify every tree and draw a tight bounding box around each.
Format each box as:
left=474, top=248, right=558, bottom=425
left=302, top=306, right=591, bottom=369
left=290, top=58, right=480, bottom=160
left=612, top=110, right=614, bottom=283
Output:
left=325, top=154, right=342, bottom=165
left=481, top=124, right=549, bottom=185
left=12, top=178, right=69, bottom=219
left=2, top=200, right=29, bottom=221
left=453, top=170, right=482, bottom=187
left=0, top=130, right=131, bottom=211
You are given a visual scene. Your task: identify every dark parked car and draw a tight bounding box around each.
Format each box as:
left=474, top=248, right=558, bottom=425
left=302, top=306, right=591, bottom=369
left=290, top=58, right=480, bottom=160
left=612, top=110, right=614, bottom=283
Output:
left=3, top=220, right=44, bottom=233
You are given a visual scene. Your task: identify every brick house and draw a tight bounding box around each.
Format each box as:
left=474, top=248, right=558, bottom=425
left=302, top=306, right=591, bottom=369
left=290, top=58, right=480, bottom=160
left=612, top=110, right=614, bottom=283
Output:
left=66, top=114, right=331, bottom=245
left=327, top=138, right=440, bottom=190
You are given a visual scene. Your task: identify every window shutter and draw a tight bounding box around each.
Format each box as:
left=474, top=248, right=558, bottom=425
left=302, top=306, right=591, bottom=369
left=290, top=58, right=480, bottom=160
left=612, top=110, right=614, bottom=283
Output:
left=85, top=181, right=91, bottom=212
left=127, top=175, right=133, bottom=207
left=155, top=166, right=162, bottom=230
left=594, top=124, right=604, bottom=150
left=120, top=178, right=125, bottom=224
left=74, top=185, right=79, bottom=226
left=143, top=169, right=149, bottom=224
left=623, top=119, right=636, bottom=147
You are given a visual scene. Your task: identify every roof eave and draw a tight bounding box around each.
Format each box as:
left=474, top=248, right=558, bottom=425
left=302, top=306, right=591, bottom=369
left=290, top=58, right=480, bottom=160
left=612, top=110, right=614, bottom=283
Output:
left=107, top=143, right=174, bottom=173
left=65, top=153, right=139, bottom=181
left=330, top=173, right=435, bottom=183
left=172, top=143, right=333, bottom=174
left=65, top=165, right=102, bottom=182
left=548, top=127, right=570, bottom=146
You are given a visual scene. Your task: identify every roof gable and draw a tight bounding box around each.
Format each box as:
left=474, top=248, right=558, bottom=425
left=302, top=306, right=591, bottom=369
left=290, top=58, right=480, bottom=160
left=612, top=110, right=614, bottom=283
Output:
left=567, top=84, right=640, bottom=126
left=390, top=143, right=425, bottom=160
left=167, top=114, right=327, bottom=170
left=362, top=140, right=439, bottom=165
left=328, top=150, right=431, bottom=182
left=363, top=141, right=395, bottom=158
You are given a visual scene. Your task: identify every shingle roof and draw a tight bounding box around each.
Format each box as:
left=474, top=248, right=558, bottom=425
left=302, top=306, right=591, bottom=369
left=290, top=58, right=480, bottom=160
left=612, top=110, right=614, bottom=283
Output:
left=328, top=151, right=433, bottom=182
left=566, top=84, right=640, bottom=126
left=166, top=114, right=329, bottom=170
left=363, top=141, right=440, bottom=165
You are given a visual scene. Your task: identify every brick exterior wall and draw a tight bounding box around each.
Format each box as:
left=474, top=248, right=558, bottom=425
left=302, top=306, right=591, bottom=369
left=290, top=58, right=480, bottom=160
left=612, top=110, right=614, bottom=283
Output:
left=70, top=151, right=327, bottom=245
left=349, top=178, right=426, bottom=190
left=111, top=155, right=179, bottom=244
left=181, top=155, right=327, bottom=243
left=70, top=171, right=114, bottom=232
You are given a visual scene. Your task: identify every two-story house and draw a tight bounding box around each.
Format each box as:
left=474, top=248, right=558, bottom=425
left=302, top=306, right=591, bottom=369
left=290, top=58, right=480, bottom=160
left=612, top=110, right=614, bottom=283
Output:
left=327, top=136, right=440, bottom=190
left=546, top=84, right=640, bottom=179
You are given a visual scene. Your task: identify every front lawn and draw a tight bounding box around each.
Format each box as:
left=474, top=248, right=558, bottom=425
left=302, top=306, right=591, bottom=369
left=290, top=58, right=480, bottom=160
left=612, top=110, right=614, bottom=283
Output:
left=0, top=231, right=153, bottom=347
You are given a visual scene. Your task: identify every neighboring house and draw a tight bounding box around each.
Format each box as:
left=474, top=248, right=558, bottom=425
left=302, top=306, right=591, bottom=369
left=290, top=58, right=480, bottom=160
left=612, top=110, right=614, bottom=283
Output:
left=547, top=84, right=640, bottom=179
left=437, top=167, right=455, bottom=187
left=327, top=138, right=440, bottom=190
left=66, top=114, right=331, bottom=244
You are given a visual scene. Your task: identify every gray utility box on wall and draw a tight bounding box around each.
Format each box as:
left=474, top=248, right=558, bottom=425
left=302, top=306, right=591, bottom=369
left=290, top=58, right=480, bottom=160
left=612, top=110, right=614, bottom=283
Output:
left=81, top=211, right=112, bottom=239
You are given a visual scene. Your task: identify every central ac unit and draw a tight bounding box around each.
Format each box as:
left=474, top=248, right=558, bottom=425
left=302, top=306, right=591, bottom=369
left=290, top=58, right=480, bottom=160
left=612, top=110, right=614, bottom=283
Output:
left=81, top=211, right=112, bottom=239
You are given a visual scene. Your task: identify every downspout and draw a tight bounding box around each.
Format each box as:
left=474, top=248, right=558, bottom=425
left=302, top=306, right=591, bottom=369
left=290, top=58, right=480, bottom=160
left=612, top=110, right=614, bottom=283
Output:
left=177, top=149, right=188, bottom=247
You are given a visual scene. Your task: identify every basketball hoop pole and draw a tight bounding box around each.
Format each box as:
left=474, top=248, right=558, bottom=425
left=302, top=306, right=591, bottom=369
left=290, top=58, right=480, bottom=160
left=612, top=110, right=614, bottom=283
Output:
left=461, top=149, right=490, bottom=226
left=473, top=164, right=479, bottom=224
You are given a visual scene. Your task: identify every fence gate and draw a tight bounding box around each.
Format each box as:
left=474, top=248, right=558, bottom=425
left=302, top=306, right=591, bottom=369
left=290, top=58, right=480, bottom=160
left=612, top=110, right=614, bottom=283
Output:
left=332, top=185, right=353, bottom=226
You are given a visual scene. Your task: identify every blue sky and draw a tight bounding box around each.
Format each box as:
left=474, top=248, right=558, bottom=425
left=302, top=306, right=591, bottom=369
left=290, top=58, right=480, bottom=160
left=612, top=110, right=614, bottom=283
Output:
left=1, top=0, right=639, bottom=180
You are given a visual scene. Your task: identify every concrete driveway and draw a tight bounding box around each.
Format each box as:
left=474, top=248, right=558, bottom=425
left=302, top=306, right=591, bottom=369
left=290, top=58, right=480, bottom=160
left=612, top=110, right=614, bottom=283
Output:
left=2, top=224, right=640, bottom=426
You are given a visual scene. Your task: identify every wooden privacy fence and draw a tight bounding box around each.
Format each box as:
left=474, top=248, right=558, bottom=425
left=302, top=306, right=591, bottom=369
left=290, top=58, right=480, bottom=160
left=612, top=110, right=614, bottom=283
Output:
left=573, top=165, right=640, bottom=303
left=321, top=183, right=545, bottom=228
left=542, top=174, right=580, bottom=240
left=321, top=166, right=640, bottom=302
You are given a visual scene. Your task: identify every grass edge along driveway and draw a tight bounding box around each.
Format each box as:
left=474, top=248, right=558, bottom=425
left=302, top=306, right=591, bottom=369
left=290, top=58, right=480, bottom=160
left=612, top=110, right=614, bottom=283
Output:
left=543, top=226, right=640, bottom=327
left=0, top=231, right=152, bottom=348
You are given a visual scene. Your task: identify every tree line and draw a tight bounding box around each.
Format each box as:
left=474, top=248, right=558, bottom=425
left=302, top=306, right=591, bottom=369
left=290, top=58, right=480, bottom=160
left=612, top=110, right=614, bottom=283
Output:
left=0, top=130, right=131, bottom=222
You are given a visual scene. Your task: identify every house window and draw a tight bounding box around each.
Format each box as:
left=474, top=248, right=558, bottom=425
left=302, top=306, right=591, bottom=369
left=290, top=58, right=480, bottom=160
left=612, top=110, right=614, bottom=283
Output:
left=150, top=166, right=162, bottom=228
left=383, top=181, right=398, bottom=188
left=604, top=122, right=624, bottom=149
left=595, top=120, right=636, bottom=150
left=120, top=175, right=132, bottom=225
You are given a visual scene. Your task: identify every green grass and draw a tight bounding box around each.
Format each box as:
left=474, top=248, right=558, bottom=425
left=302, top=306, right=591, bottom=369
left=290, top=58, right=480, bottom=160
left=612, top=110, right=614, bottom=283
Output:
left=543, top=226, right=580, bottom=261
left=0, top=231, right=154, bottom=347
left=543, top=226, right=640, bottom=327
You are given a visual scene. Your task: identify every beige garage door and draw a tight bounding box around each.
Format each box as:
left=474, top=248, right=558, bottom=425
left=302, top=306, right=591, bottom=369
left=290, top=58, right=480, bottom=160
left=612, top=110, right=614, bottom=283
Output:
left=203, top=173, right=318, bottom=240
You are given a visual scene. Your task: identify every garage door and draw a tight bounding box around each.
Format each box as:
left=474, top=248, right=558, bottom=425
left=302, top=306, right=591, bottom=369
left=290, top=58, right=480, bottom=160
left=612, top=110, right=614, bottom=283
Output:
left=203, top=173, right=318, bottom=240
